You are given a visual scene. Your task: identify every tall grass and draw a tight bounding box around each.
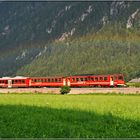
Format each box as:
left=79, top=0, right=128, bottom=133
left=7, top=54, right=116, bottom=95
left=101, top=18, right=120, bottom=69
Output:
left=0, top=94, right=139, bottom=138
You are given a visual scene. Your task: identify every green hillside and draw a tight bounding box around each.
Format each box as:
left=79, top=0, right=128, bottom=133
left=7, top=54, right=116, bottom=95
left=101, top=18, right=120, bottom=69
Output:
left=0, top=1, right=140, bottom=81
left=17, top=24, right=140, bottom=81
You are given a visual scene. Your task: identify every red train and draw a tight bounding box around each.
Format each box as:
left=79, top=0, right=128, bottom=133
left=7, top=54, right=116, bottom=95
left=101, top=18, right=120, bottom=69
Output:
left=0, top=74, right=125, bottom=88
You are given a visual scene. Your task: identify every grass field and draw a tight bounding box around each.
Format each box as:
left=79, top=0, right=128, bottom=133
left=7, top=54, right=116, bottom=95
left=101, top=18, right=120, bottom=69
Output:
left=0, top=94, right=140, bottom=138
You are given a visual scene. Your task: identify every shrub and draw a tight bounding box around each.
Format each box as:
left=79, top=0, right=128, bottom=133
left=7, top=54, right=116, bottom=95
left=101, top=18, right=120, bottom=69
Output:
left=60, top=86, right=71, bottom=94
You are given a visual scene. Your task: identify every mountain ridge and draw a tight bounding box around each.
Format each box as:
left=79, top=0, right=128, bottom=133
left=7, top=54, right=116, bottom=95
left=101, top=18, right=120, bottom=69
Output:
left=0, top=1, right=140, bottom=81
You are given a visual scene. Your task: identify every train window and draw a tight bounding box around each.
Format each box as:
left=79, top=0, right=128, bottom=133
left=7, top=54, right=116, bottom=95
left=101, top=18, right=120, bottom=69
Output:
left=95, top=77, right=98, bottom=81
left=72, top=78, right=75, bottom=82
left=76, top=78, right=79, bottom=81
left=55, top=78, right=58, bottom=82
left=114, top=76, right=117, bottom=80
left=51, top=79, right=54, bottom=82
left=59, top=78, right=62, bottom=82
left=85, top=78, right=88, bottom=81
left=104, top=77, right=108, bottom=81
left=100, top=77, right=103, bottom=81
left=0, top=81, right=1, bottom=84
left=48, top=79, right=50, bottom=82
left=91, top=77, right=94, bottom=81
left=111, top=77, right=114, bottom=81
left=80, top=78, right=83, bottom=81
left=12, top=80, right=14, bottom=84
left=21, top=80, right=25, bottom=83
left=5, top=80, right=8, bottom=84
left=118, top=76, right=123, bottom=80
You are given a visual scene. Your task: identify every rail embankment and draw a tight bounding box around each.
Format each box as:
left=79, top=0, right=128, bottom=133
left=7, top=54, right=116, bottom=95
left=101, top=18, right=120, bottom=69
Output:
left=0, top=87, right=140, bottom=94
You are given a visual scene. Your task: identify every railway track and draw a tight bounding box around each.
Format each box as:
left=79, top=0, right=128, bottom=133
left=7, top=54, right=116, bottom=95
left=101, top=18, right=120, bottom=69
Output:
left=0, top=87, right=140, bottom=94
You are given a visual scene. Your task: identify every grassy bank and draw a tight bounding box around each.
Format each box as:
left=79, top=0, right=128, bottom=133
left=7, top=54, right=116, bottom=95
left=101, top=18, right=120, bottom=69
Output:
left=126, top=82, right=140, bottom=87
left=0, top=94, right=139, bottom=138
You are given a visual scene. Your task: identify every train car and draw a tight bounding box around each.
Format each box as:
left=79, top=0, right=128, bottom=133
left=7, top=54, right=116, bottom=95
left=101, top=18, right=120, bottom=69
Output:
left=65, top=74, right=125, bottom=87
left=30, top=76, right=64, bottom=87
left=89, top=74, right=124, bottom=87
left=0, top=76, right=30, bottom=88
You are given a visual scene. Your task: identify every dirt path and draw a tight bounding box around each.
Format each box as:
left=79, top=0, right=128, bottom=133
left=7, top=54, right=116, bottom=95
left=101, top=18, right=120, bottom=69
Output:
left=0, top=87, right=140, bottom=94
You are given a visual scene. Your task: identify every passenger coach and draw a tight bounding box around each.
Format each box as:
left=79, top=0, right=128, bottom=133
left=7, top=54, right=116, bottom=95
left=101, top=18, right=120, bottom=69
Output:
left=0, top=76, right=30, bottom=88
left=66, top=74, right=124, bottom=87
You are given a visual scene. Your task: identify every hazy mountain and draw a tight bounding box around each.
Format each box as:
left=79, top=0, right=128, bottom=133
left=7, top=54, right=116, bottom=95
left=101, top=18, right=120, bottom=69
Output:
left=0, top=1, right=140, bottom=81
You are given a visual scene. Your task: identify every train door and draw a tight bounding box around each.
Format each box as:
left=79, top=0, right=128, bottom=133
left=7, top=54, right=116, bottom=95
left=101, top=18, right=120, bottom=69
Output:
left=29, top=79, right=31, bottom=87
left=110, top=76, right=114, bottom=86
left=63, top=78, right=66, bottom=86
left=63, top=78, right=71, bottom=86
left=8, top=80, right=12, bottom=88
left=67, top=78, right=70, bottom=86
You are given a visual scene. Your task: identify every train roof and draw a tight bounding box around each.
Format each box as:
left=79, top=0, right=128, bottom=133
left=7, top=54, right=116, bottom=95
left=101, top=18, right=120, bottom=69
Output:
left=30, top=76, right=64, bottom=78
left=70, top=74, right=123, bottom=76
left=0, top=76, right=29, bottom=79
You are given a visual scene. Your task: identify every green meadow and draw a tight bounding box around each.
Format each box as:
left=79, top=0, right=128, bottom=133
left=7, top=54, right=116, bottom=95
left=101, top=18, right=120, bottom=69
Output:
left=0, top=94, right=140, bottom=138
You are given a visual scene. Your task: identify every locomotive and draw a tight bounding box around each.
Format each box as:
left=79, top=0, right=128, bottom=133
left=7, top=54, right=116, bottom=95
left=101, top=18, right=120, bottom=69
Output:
left=0, top=74, right=125, bottom=88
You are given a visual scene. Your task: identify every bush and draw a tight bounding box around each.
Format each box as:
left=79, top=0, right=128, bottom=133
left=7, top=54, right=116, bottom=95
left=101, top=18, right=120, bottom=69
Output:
left=60, top=86, right=71, bottom=94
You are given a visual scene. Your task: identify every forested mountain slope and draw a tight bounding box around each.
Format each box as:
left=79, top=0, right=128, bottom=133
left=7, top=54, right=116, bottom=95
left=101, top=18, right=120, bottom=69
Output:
left=0, top=1, right=140, bottom=81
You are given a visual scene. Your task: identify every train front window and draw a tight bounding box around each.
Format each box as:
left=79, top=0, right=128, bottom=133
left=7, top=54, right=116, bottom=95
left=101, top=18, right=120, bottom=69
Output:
left=114, top=76, right=117, bottom=80
left=118, top=76, right=123, bottom=80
